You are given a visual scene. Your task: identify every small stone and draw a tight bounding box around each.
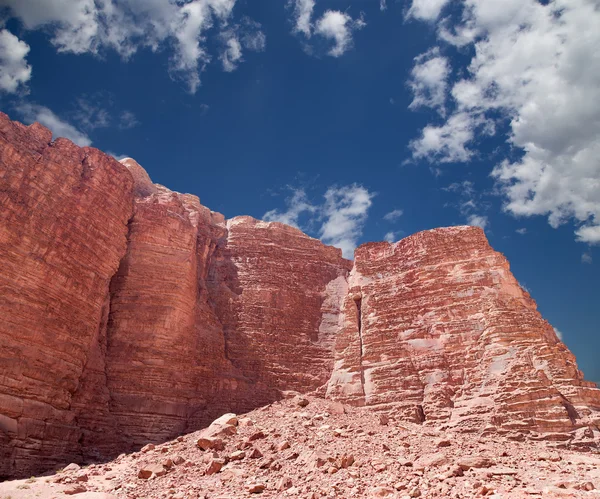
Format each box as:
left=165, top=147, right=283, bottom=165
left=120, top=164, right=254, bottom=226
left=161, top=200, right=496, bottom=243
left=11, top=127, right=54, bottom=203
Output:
left=63, top=463, right=82, bottom=473
left=277, top=476, right=293, bottom=491
left=239, top=417, right=254, bottom=427
left=372, top=486, right=395, bottom=497
left=249, top=447, right=263, bottom=459
left=277, top=441, right=291, bottom=451
left=379, top=414, right=389, bottom=425
left=173, top=456, right=185, bottom=465
left=436, top=439, right=451, bottom=448
left=249, top=430, right=266, bottom=441
left=141, top=444, right=155, bottom=453
left=197, top=437, right=224, bottom=451
left=230, top=450, right=246, bottom=461
left=339, top=454, right=355, bottom=468
left=458, top=457, right=493, bottom=471
left=409, top=487, right=421, bottom=498
left=295, top=397, right=309, bottom=407
left=582, top=482, right=595, bottom=491
left=248, top=482, right=267, bottom=493
left=162, top=458, right=173, bottom=469
left=64, top=484, right=87, bottom=495
left=212, top=413, right=238, bottom=426
left=75, top=473, right=88, bottom=482
left=205, top=458, right=226, bottom=475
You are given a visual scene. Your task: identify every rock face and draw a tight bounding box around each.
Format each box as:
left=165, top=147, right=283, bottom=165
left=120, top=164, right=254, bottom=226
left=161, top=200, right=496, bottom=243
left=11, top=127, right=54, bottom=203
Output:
left=326, top=228, right=600, bottom=440
left=0, top=114, right=134, bottom=477
left=0, top=112, right=599, bottom=479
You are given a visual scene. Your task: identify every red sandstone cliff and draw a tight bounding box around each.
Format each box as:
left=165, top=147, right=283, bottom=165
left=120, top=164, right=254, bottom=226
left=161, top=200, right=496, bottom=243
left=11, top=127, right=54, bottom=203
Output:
left=0, top=113, right=598, bottom=479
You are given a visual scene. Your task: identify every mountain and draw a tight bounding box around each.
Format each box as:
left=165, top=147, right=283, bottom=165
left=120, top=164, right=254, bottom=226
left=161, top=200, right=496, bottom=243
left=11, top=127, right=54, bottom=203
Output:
left=1, top=112, right=599, bottom=480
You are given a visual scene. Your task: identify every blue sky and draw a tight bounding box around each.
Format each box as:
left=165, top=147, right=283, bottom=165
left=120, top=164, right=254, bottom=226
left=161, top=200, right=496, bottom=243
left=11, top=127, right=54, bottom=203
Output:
left=1, top=0, right=599, bottom=382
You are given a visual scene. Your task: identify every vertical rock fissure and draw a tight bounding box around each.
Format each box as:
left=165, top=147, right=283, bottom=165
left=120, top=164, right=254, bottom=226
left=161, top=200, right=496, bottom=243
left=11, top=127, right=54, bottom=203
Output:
left=354, top=295, right=366, bottom=397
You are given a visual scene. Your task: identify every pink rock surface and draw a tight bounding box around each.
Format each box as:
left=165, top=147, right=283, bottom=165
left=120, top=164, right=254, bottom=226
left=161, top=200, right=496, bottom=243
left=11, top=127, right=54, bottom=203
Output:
left=0, top=112, right=599, bottom=480
left=0, top=112, right=134, bottom=477
left=327, top=227, right=600, bottom=441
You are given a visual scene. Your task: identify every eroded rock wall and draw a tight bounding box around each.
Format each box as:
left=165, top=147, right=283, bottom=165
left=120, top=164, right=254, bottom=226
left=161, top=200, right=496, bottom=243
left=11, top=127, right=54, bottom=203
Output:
left=326, top=226, right=600, bottom=442
left=0, top=113, right=134, bottom=477
left=1, top=113, right=599, bottom=479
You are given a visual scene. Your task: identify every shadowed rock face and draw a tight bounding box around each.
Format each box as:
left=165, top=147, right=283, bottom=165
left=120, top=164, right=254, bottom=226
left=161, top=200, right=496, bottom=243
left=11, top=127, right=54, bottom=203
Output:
left=0, top=112, right=599, bottom=479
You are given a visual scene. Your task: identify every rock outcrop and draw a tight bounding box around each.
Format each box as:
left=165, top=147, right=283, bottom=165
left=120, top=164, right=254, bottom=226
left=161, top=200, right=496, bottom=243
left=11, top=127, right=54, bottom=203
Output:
left=0, top=112, right=598, bottom=479
left=326, top=228, right=600, bottom=442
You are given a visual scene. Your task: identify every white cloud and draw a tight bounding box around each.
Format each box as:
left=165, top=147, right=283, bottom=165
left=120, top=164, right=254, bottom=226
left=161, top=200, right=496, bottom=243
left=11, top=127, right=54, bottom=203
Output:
left=73, top=98, right=110, bottom=130
left=107, top=151, right=130, bottom=162
left=408, top=0, right=600, bottom=246
left=0, top=29, right=32, bottom=94
left=263, top=189, right=316, bottom=228
left=407, top=0, right=451, bottom=21
left=320, top=184, right=374, bottom=258
left=16, top=103, right=91, bottom=147
left=314, top=10, right=365, bottom=57
left=2, top=0, right=260, bottom=93
left=516, top=228, right=527, bottom=235
left=553, top=327, right=564, bottom=341
left=290, top=0, right=315, bottom=37
left=380, top=0, right=388, bottom=12
left=582, top=252, right=593, bottom=265
left=263, top=184, right=374, bottom=259
left=119, top=110, right=139, bottom=129
left=408, top=48, right=450, bottom=115
left=220, top=35, right=243, bottom=72
left=383, top=209, right=403, bottom=222
left=467, top=214, right=488, bottom=230
left=410, top=112, right=487, bottom=163
left=384, top=231, right=396, bottom=243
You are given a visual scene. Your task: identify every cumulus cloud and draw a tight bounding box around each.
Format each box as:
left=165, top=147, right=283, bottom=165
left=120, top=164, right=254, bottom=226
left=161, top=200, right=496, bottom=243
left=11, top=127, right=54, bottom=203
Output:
left=16, top=103, right=91, bottom=146
left=73, top=98, right=111, bottom=130
left=119, top=110, right=139, bottom=129
left=407, top=0, right=451, bottom=21
left=107, top=151, right=130, bottom=162
left=384, top=231, right=397, bottom=243
left=263, top=189, right=317, bottom=228
left=288, top=2, right=365, bottom=58
left=410, top=112, right=491, bottom=163
left=263, top=184, right=374, bottom=258
left=467, top=214, right=488, bottom=230
left=516, top=228, right=527, bottom=235
left=0, top=29, right=32, bottom=94
left=553, top=327, right=564, bottom=341
left=290, top=0, right=315, bottom=37
left=218, top=19, right=265, bottom=73
left=2, top=0, right=263, bottom=93
left=408, top=48, right=450, bottom=115
left=380, top=0, right=388, bottom=12
left=408, top=0, right=600, bottom=246
left=320, top=184, right=374, bottom=258
left=383, top=209, right=403, bottom=222
left=315, top=10, right=366, bottom=57
left=582, top=252, right=593, bottom=264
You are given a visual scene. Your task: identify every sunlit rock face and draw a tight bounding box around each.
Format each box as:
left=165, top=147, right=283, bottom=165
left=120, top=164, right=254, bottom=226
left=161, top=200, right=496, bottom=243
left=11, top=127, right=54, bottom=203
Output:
left=327, top=226, right=600, bottom=442
left=0, top=112, right=598, bottom=479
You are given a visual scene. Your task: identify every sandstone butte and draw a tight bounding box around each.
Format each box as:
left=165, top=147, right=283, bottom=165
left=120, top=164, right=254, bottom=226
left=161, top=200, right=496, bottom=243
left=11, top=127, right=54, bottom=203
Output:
left=1, top=112, right=599, bottom=480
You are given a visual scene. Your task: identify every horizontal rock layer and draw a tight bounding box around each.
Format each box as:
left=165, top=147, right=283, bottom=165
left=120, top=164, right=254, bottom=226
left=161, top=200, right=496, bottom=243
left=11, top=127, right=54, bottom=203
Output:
left=0, top=112, right=598, bottom=478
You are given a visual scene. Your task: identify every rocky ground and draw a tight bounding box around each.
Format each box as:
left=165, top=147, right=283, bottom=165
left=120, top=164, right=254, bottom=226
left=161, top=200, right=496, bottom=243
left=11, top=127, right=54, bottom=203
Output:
left=1, top=394, right=599, bottom=499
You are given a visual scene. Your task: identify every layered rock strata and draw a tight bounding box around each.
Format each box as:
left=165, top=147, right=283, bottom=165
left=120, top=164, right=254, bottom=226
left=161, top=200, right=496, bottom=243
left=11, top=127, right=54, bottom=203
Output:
left=0, top=113, right=599, bottom=479
left=326, top=228, right=600, bottom=441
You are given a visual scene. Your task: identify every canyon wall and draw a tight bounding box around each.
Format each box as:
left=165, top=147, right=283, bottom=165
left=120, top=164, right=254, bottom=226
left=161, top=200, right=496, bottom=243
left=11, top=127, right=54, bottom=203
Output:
left=0, top=113, right=599, bottom=478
